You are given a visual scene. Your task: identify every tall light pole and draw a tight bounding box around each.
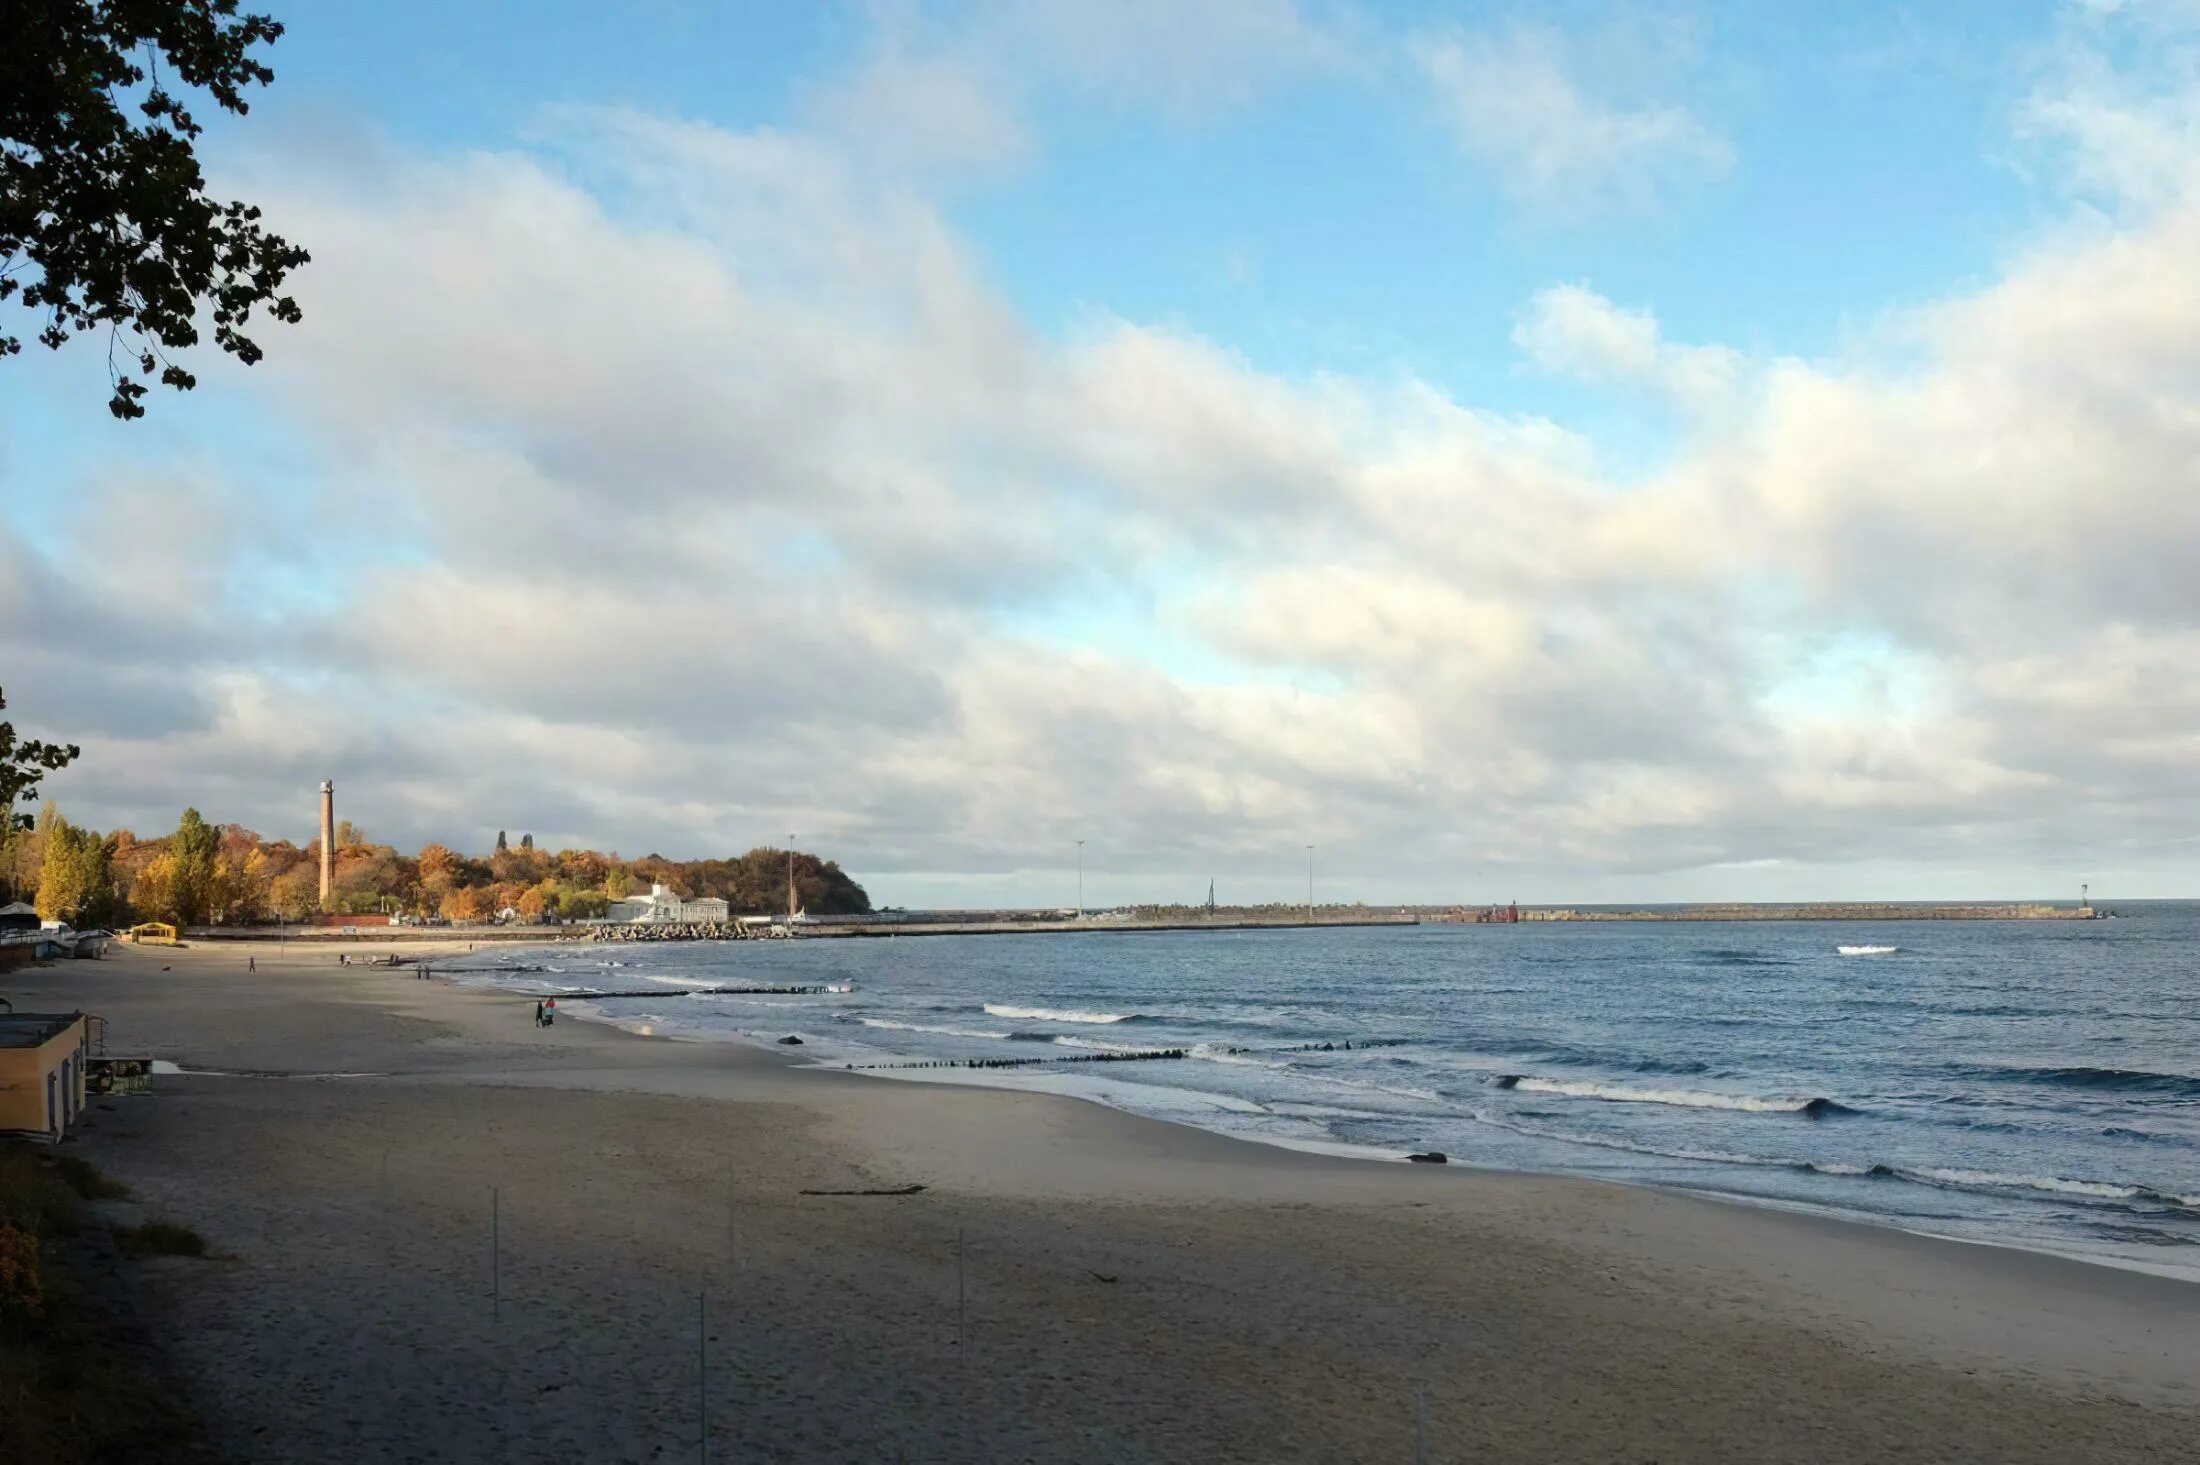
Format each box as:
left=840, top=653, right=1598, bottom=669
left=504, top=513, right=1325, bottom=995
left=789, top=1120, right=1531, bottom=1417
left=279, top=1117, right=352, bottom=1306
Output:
left=787, top=833, right=797, bottom=922
left=1306, top=845, right=1314, bottom=926
left=1076, top=839, right=1085, bottom=920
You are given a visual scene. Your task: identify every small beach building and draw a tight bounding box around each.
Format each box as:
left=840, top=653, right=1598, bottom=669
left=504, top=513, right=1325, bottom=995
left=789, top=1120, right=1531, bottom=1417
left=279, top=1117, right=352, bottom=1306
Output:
left=0, top=901, right=40, bottom=934
left=0, top=1012, right=91, bottom=1143
left=605, top=883, right=731, bottom=924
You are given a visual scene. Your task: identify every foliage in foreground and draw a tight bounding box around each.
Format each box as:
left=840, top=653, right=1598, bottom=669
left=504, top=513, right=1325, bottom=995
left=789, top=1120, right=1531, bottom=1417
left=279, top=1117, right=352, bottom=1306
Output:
left=1, top=0, right=308, bottom=418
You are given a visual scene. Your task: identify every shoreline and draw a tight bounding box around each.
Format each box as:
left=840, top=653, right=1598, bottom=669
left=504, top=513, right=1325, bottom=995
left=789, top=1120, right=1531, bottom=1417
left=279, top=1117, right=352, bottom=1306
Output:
left=491, top=960, right=2200, bottom=1287
left=11, top=938, right=2196, bottom=1460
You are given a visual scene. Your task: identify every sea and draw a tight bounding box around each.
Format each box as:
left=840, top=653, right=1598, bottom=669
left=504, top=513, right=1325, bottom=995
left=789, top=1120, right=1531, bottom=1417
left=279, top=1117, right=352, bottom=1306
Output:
left=451, top=904, right=2200, bottom=1280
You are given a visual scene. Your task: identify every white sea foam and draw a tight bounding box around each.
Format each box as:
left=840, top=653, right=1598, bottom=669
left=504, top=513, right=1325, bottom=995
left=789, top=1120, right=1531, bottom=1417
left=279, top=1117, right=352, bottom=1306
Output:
left=856, top=1017, right=1013, bottom=1040
left=1189, top=1042, right=1290, bottom=1069
left=1302, top=1071, right=1449, bottom=1105
left=1050, top=1035, right=1154, bottom=1052
left=1470, top=1108, right=1781, bottom=1168
left=1503, top=1076, right=1841, bottom=1114
left=1897, top=1166, right=2200, bottom=1209
left=1837, top=944, right=1899, bottom=956
left=983, top=1003, right=1134, bottom=1024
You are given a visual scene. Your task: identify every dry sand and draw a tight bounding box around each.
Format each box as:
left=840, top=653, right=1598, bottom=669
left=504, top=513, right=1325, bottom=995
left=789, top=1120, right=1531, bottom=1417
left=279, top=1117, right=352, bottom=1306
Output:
left=12, top=939, right=2198, bottom=1462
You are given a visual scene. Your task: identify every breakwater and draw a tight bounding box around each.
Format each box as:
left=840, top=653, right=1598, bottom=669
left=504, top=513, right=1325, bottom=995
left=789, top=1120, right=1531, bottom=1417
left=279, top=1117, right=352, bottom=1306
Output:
left=587, top=921, right=770, bottom=943
left=589, top=916, right=1419, bottom=942
left=1515, top=903, right=2097, bottom=922
left=842, top=1048, right=1191, bottom=1072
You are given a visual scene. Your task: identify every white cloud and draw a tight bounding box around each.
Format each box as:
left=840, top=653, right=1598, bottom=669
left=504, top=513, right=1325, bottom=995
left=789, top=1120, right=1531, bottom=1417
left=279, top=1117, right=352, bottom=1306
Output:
left=803, top=0, right=1337, bottom=177
left=808, top=49, right=1032, bottom=174
left=13, top=66, right=2200, bottom=898
left=2019, top=0, right=2200, bottom=210
left=1512, top=284, right=1743, bottom=410
left=1414, top=26, right=1732, bottom=210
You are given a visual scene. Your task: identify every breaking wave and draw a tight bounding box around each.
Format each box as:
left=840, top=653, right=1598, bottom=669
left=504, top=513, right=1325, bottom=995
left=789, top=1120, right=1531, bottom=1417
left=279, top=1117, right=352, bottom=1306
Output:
left=1871, top=1165, right=2200, bottom=1212
left=855, top=1018, right=1011, bottom=1040
left=1837, top=945, right=1900, bottom=956
left=1050, top=1035, right=1153, bottom=1053
left=983, top=1004, right=1134, bottom=1024
left=1495, top=1075, right=1855, bottom=1116
left=1189, top=1042, right=1292, bottom=1069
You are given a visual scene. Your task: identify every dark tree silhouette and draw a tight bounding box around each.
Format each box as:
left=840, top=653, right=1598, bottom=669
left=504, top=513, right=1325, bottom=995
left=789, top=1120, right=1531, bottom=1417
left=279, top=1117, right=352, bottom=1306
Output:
left=2, top=1, right=309, bottom=417
left=0, top=687, right=78, bottom=831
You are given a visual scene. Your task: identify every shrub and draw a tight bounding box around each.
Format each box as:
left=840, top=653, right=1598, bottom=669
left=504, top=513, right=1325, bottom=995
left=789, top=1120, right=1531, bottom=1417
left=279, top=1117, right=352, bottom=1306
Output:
left=113, top=1221, right=208, bottom=1258
left=52, top=1155, right=130, bottom=1201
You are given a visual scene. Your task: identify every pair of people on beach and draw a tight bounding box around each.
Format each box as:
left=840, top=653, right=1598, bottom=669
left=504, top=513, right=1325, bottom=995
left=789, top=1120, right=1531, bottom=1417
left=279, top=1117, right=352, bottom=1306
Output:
left=533, top=998, right=557, bottom=1028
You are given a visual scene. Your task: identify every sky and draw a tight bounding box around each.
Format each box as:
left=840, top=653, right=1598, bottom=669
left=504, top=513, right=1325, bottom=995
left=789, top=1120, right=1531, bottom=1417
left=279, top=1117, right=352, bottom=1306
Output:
left=5, top=0, right=2200, bottom=907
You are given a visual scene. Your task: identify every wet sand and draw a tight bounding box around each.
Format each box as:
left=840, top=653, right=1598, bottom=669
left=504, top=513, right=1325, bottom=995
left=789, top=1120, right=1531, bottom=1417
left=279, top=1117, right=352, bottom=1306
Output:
left=15, top=940, right=2198, bottom=1462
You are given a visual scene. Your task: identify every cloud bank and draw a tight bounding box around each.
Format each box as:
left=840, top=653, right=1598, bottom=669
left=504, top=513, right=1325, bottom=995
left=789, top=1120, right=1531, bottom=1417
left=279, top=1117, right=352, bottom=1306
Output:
left=6, top=6, right=2199, bottom=903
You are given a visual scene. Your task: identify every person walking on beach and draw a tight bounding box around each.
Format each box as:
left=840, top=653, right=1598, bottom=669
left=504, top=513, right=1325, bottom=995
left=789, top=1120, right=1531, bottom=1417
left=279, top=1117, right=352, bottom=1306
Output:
left=534, top=999, right=545, bottom=1028
left=247, top=956, right=255, bottom=973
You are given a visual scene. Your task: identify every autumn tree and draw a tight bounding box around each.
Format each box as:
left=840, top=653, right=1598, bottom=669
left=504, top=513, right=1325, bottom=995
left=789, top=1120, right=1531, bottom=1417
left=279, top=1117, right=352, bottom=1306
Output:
left=439, top=885, right=493, bottom=923
left=2, top=1, right=309, bottom=417
left=130, top=850, right=179, bottom=924
left=557, top=888, right=607, bottom=920
left=556, top=848, right=608, bottom=889
left=0, top=689, right=78, bottom=899
left=267, top=865, right=316, bottom=921
left=29, top=809, right=120, bottom=926
left=32, top=807, right=82, bottom=919
left=166, top=807, right=221, bottom=924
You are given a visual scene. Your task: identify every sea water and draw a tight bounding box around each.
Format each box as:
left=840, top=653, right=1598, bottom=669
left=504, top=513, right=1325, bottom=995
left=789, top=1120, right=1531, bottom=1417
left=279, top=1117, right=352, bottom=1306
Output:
left=451, top=906, right=2200, bottom=1279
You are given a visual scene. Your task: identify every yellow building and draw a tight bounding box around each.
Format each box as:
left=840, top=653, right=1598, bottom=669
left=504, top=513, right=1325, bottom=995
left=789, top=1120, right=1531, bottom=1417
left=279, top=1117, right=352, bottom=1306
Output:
left=0, top=1012, right=90, bottom=1143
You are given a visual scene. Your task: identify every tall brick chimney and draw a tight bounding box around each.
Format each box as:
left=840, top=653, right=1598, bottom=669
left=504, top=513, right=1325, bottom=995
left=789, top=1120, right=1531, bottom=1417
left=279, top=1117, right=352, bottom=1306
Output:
left=318, top=780, right=335, bottom=909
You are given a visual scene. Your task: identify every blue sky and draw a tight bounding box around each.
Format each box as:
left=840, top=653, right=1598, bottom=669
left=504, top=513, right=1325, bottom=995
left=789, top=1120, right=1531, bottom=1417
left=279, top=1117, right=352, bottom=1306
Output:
left=6, top=0, right=2200, bottom=905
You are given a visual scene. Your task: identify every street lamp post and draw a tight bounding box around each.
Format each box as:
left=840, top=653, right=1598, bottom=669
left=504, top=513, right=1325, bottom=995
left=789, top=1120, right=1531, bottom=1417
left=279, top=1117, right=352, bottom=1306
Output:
left=1306, top=845, right=1314, bottom=926
left=1076, top=840, right=1085, bottom=920
left=787, top=833, right=797, bottom=922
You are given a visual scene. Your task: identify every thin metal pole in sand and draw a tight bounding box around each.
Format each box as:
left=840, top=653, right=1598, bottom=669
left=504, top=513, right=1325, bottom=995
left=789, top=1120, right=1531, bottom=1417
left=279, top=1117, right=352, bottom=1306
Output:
left=698, top=1289, right=708, bottom=1465
left=1413, top=1383, right=1427, bottom=1465
left=725, top=1161, right=735, bottom=1278
left=491, top=1186, right=501, bottom=1325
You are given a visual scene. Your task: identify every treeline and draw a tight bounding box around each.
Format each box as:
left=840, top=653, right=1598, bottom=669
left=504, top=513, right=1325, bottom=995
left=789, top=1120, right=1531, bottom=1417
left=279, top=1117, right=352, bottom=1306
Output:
left=3, top=806, right=871, bottom=927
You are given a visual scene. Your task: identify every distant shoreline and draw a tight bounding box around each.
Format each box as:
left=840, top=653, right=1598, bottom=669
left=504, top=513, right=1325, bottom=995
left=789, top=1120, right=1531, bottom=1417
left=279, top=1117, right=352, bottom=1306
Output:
left=167, top=900, right=2107, bottom=945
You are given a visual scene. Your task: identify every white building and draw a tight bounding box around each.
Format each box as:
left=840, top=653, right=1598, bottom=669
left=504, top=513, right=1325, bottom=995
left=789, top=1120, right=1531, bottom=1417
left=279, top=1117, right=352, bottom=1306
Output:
left=606, top=883, right=731, bottom=924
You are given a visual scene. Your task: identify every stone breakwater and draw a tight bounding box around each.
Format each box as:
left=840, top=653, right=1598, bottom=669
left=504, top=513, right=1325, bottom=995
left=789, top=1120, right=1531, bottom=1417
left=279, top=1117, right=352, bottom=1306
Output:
left=1521, top=903, right=2096, bottom=922
left=586, top=921, right=764, bottom=942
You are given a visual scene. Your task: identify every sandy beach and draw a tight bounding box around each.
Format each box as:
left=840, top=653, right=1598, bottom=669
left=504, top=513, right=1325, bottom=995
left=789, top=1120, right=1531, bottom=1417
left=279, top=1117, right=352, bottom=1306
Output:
left=12, top=938, right=2197, bottom=1463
